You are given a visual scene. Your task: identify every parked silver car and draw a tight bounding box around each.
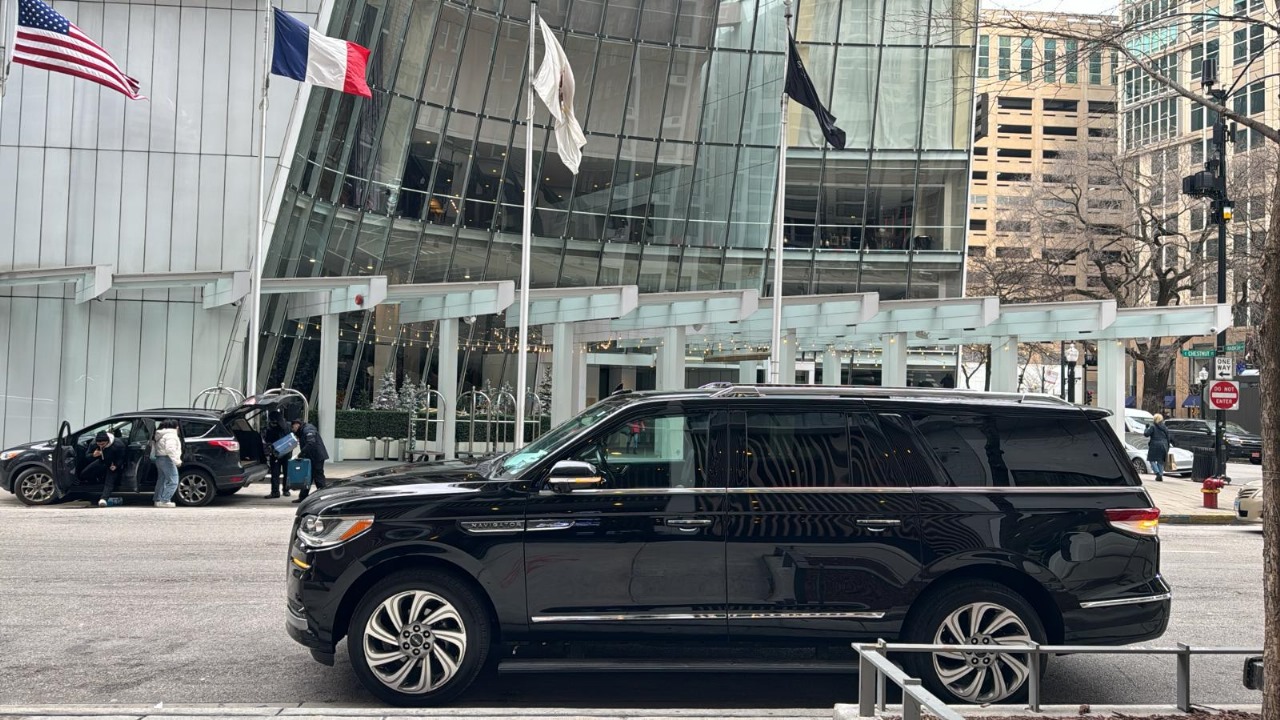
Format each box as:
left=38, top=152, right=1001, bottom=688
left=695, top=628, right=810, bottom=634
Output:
left=1124, top=432, right=1193, bottom=478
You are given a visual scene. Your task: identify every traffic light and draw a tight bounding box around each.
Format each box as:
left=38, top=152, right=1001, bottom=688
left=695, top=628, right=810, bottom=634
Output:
left=974, top=92, right=989, bottom=142
left=1182, top=170, right=1216, bottom=198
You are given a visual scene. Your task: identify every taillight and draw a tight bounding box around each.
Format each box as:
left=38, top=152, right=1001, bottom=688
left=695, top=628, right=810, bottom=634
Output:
left=1105, top=508, right=1160, bottom=536
left=208, top=439, right=240, bottom=453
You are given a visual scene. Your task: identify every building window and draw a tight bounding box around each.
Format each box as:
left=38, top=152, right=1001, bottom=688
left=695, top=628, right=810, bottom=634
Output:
left=1044, top=39, right=1057, bottom=82
left=979, top=35, right=990, bottom=78
left=999, top=124, right=1033, bottom=134
left=974, top=146, right=989, bottom=156
left=1089, top=51, right=1103, bottom=85
left=1044, top=126, right=1078, bottom=137
left=1088, top=126, right=1116, bottom=138
left=1190, top=41, right=1219, bottom=83
left=1044, top=99, right=1078, bottom=112
left=1234, top=25, right=1263, bottom=66
left=1111, top=50, right=1119, bottom=85
left=1191, top=102, right=1218, bottom=131
left=1065, top=40, right=1079, bottom=83
left=1020, top=37, right=1034, bottom=81
left=995, top=246, right=1031, bottom=258
left=969, top=219, right=988, bottom=231
left=968, top=245, right=987, bottom=257
left=999, top=36, right=1012, bottom=79
left=1089, top=101, right=1117, bottom=114
left=997, top=148, right=1033, bottom=158
left=1124, top=97, right=1180, bottom=150
left=998, top=96, right=1034, bottom=110
left=996, top=172, right=1032, bottom=182
left=973, top=171, right=989, bottom=180
left=970, top=194, right=988, bottom=205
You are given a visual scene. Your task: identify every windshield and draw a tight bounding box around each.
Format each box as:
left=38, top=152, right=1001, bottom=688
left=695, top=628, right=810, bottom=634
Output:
left=492, top=399, right=627, bottom=478
left=1126, top=434, right=1149, bottom=449
left=1226, top=422, right=1256, bottom=435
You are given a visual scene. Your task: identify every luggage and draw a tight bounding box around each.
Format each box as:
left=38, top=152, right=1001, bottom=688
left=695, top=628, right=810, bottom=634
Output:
left=272, top=433, right=299, bottom=458
left=287, top=459, right=311, bottom=489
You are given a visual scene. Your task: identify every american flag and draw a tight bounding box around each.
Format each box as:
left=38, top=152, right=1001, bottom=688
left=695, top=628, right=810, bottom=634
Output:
left=12, top=0, right=145, bottom=100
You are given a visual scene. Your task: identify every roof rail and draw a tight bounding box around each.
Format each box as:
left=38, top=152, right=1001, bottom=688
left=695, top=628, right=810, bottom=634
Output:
left=706, top=384, right=1076, bottom=407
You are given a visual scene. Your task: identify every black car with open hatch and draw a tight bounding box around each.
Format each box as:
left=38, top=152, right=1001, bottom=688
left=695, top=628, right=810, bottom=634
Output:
left=285, top=385, right=1169, bottom=706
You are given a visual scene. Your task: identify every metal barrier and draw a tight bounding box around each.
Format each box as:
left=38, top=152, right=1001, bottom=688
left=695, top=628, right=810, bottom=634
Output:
left=457, top=390, right=492, bottom=458
left=406, top=388, right=446, bottom=462
left=853, top=640, right=1264, bottom=717
left=192, top=385, right=245, bottom=410
left=524, top=390, right=544, bottom=442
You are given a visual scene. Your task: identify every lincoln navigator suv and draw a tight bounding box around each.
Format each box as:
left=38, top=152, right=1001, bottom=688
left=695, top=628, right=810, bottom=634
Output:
left=285, top=385, right=1170, bottom=706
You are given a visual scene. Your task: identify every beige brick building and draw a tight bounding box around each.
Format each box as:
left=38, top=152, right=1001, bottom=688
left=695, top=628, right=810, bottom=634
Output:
left=968, top=11, right=1123, bottom=299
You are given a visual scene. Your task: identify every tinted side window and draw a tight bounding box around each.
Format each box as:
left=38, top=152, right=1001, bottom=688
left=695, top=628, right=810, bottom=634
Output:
left=744, top=412, right=878, bottom=488
left=910, top=412, right=1127, bottom=487
left=180, top=420, right=217, bottom=438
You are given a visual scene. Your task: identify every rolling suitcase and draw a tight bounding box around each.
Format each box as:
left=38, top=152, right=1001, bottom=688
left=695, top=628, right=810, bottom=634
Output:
left=287, top=458, right=311, bottom=489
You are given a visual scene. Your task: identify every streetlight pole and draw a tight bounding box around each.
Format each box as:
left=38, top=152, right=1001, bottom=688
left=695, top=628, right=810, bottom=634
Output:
left=1065, top=343, right=1079, bottom=404
left=1197, top=366, right=1209, bottom=419
left=1203, top=60, right=1231, bottom=476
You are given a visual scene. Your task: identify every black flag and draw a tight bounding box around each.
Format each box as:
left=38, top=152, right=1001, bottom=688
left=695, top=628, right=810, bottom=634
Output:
left=784, top=32, right=846, bottom=150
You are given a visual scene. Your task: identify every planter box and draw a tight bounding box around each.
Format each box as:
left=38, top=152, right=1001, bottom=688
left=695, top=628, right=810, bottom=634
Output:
left=336, top=438, right=403, bottom=461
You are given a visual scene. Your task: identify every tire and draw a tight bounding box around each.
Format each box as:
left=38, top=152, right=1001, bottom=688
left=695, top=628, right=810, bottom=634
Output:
left=13, top=467, right=58, bottom=506
left=904, top=580, right=1046, bottom=705
left=347, top=570, right=492, bottom=706
left=174, top=469, right=216, bottom=507
left=1131, top=458, right=1148, bottom=476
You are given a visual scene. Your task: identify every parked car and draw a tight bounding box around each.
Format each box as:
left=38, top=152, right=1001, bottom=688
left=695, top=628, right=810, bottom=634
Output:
left=1124, top=433, right=1193, bottom=477
left=1125, top=409, right=1155, bottom=433
left=1, top=396, right=279, bottom=506
left=1163, top=418, right=1262, bottom=464
left=285, top=386, right=1169, bottom=707
left=1235, top=480, right=1264, bottom=523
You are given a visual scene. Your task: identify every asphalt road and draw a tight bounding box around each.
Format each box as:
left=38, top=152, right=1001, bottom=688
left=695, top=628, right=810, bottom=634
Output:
left=0, top=494, right=1265, bottom=709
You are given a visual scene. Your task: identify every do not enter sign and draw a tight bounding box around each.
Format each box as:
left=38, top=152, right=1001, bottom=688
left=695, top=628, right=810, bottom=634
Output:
left=1208, top=380, right=1240, bottom=411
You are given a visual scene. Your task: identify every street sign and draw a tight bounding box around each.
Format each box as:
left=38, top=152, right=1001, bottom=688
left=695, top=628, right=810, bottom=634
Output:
left=1225, top=341, right=1246, bottom=352
left=1215, top=356, right=1234, bottom=379
left=1208, top=380, right=1240, bottom=411
left=1181, top=348, right=1216, bottom=358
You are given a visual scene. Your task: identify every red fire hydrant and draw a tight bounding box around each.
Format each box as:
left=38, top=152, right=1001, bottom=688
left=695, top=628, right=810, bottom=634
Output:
left=1202, top=477, right=1224, bottom=509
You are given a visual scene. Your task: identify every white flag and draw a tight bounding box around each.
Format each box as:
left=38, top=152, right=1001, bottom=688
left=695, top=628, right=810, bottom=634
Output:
left=532, top=15, right=587, bottom=174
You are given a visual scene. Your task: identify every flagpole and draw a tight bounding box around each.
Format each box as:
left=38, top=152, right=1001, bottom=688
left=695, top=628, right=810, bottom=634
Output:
left=247, top=2, right=273, bottom=397
left=513, top=2, right=536, bottom=449
left=768, top=0, right=792, bottom=384
left=0, top=0, right=13, bottom=98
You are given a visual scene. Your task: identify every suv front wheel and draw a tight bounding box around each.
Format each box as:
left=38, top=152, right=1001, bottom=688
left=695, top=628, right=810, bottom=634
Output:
left=905, top=580, right=1046, bottom=705
left=348, top=570, right=491, bottom=706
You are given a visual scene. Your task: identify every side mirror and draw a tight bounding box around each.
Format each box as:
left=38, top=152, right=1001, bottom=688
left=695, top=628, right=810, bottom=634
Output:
left=547, top=460, right=604, bottom=493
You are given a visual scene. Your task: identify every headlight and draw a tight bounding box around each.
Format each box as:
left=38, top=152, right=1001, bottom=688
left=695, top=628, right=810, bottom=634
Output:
left=296, top=514, right=374, bottom=549
left=1227, top=437, right=1242, bottom=446
left=0, top=450, right=21, bottom=461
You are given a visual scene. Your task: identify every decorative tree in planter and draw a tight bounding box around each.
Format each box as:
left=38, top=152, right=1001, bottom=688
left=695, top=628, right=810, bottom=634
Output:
left=373, top=368, right=400, bottom=410
left=398, top=378, right=421, bottom=413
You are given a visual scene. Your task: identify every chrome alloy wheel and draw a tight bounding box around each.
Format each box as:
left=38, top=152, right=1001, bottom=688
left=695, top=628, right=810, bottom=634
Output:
left=931, top=601, right=1034, bottom=703
left=177, top=473, right=210, bottom=505
left=18, top=471, right=55, bottom=504
left=362, top=590, right=468, bottom=694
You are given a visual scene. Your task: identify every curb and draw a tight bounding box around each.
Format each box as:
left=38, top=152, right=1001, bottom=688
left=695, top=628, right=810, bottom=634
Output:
left=1160, top=514, right=1241, bottom=525
left=833, top=704, right=1263, bottom=719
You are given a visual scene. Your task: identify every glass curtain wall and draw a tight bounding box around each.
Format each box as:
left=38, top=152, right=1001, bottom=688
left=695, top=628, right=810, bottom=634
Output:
left=260, top=0, right=975, bottom=406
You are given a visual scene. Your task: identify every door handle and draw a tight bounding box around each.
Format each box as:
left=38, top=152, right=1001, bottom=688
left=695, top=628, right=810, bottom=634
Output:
left=666, top=517, right=712, bottom=528
left=857, top=518, right=901, bottom=533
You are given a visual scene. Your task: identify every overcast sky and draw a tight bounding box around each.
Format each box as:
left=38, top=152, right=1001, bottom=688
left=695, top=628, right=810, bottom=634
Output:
left=982, top=0, right=1120, bottom=14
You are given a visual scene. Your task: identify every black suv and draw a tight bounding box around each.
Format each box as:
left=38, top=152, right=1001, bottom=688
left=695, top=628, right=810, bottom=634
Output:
left=285, top=386, right=1169, bottom=706
left=1163, top=418, right=1262, bottom=464
left=1, top=396, right=279, bottom=506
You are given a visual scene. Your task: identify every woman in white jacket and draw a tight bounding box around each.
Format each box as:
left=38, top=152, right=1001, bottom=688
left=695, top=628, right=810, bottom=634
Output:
left=152, top=420, right=183, bottom=508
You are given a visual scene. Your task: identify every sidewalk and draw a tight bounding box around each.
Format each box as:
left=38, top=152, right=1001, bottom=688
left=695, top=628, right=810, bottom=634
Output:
left=323, top=461, right=1254, bottom=526
left=1141, top=463, right=1259, bottom=524
left=0, top=704, right=1260, bottom=720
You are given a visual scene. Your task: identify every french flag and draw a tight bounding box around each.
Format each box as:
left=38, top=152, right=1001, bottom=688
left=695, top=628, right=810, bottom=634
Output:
left=270, top=7, right=371, bottom=98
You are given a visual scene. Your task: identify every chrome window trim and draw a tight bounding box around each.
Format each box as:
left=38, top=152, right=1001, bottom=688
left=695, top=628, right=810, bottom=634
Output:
left=557, top=486, right=1144, bottom=495
left=1078, top=592, right=1172, bottom=609
left=530, top=610, right=886, bottom=623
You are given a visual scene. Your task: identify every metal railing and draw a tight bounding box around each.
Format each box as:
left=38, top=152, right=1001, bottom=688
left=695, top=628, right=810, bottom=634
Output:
left=854, top=640, right=1263, bottom=718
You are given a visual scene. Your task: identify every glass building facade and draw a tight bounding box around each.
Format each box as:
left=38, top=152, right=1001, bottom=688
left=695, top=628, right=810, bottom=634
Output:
left=260, top=0, right=977, bottom=406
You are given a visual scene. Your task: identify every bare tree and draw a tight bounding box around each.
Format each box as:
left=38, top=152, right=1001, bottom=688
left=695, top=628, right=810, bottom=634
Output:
left=949, top=9, right=1280, bottom=710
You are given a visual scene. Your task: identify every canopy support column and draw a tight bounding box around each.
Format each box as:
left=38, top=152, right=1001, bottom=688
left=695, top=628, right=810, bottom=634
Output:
left=438, top=318, right=459, bottom=460
left=822, top=347, right=842, bottom=386
left=318, top=314, right=338, bottom=460
left=657, top=326, right=687, bottom=391
left=881, top=332, right=908, bottom=387
left=989, top=336, right=1019, bottom=393
left=1097, top=339, right=1126, bottom=437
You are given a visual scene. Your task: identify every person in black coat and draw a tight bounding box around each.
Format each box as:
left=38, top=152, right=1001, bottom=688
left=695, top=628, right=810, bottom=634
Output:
left=262, top=410, right=292, bottom=499
left=291, top=420, right=330, bottom=503
left=81, top=431, right=128, bottom=506
left=1144, top=413, right=1171, bottom=482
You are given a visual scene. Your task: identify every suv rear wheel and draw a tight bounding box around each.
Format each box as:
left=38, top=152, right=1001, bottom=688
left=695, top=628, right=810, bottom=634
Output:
left=174, top=469, right=216, bottom=506
left=905, top=580, right=1046, bottom=705
left=348, top=570, right=491, bottom=706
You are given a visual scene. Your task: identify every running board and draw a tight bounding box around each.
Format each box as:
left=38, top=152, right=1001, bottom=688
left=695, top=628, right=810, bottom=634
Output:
left=496, top=659, right=858, bottom=674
